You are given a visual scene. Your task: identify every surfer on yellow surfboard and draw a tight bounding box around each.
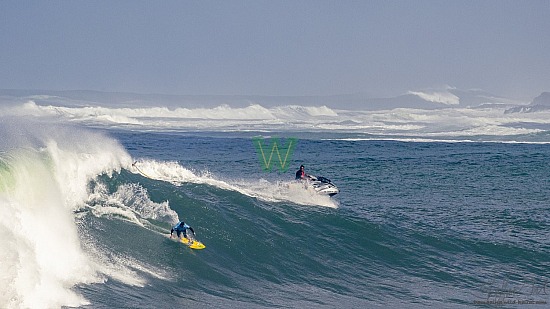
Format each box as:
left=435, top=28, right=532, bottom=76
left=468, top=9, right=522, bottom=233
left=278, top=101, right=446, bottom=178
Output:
left=170, top=221, right=194, bottom=240
left=170, top=221, right=206, bottom=249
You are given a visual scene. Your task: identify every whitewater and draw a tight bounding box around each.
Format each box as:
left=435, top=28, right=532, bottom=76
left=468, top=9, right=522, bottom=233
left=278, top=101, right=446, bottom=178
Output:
left=3, top=96, right=550, bottom=142
left=1, top=94, right=550, bottom=308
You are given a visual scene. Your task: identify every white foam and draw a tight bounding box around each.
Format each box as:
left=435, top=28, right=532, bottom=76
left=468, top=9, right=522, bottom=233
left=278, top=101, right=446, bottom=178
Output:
left=237, top=179, right=339, bottom=208
left=408, top=90, right=460, bottom=105
left=87, top=182, right=179, bottom=225
left=3, top=101, right=344, bottom=132
left=0, top=149, right=100, bottom=308
left=5, top=97, right=550, bottom=143
left=0, top=120, right=170, bottom=309
left=132, top=159, right=338, bottom=208
left=272, top=105, right=339, bottom=117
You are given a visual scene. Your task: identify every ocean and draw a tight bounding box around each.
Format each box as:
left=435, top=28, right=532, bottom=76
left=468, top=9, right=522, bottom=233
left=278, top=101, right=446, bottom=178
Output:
left=1, top=95, right=550, bottom=308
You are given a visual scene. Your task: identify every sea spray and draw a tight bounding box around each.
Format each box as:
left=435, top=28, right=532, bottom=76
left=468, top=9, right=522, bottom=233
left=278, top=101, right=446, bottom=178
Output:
left=86, top=181, right=179, bottom=225
left=132, top=159, right=338, bottom=207
left=0, top=120, right=153, bottom=308
left=0, top=149, right=97, bottom=308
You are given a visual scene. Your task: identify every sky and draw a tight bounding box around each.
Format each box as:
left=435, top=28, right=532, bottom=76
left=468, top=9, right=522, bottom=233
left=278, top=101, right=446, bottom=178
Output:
left=0, top=0, right=549, bottom=99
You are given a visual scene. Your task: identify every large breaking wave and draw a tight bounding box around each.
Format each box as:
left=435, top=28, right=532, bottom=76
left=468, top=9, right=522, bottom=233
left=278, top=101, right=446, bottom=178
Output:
left=0, top=120, right=177, bottom=308
left=0, top=117, right=336, bottom=308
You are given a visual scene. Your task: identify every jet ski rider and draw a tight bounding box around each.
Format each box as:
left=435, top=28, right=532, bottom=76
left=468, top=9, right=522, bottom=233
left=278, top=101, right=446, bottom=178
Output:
left=295, top=165, right=308, bottom=180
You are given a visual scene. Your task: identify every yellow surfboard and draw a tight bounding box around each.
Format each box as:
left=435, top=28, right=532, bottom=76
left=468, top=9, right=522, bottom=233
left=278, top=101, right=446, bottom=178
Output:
left=181, top=237, right=206, bottom=250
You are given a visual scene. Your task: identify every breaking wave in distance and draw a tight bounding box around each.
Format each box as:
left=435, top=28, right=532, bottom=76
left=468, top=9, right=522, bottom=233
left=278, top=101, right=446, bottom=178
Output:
left=3, top=97, right=550, bottom=143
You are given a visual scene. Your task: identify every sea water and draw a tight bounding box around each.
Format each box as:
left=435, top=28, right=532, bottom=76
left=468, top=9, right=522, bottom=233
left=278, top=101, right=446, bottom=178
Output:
left=1, top=98, right=550, bottom=308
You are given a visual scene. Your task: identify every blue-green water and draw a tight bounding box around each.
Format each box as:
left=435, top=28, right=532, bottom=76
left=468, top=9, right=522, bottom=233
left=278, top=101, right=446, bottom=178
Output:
left=1, top=119, right=550, bottom=308
left=86, top=132, right=550, bottom=308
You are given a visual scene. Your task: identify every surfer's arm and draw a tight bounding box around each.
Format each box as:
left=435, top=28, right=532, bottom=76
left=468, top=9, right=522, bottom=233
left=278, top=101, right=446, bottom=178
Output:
left=170, top=228, right=174, bottom=238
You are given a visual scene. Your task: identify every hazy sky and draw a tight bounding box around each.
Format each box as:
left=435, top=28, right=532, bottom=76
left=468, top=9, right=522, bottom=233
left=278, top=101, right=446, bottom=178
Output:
left=1, top=1, right=549, bottom=99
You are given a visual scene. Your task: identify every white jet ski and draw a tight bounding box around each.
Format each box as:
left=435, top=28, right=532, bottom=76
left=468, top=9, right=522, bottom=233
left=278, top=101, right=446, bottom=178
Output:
left=306, top=175, right=339, bottom=196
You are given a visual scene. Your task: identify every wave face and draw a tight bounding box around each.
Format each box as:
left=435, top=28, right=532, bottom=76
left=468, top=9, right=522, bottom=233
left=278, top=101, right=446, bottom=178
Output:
left=1, top=93, right=550, bottom=308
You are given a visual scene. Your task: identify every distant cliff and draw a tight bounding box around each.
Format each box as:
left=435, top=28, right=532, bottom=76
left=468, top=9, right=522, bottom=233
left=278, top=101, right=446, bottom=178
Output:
left=505, top=92, right=550, bottom=113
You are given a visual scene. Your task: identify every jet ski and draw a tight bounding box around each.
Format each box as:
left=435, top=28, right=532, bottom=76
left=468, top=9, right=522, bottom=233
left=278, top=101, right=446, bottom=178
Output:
left=306, top=175, right=339, bottom=196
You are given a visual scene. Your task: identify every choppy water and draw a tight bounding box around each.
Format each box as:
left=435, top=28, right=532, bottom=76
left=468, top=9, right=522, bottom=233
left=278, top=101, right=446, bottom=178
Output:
left=1, top=96, right=550, bottom=308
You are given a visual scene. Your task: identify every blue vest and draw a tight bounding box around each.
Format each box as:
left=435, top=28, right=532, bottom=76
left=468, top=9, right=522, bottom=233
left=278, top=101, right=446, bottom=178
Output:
left=173, top=222, right=189, bottom=231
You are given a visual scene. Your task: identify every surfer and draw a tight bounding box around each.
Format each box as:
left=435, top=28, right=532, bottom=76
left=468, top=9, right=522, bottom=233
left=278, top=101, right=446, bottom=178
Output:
left=295, top=165, right=308, bottom=180
left=170, top=221, right=195, bottom=240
